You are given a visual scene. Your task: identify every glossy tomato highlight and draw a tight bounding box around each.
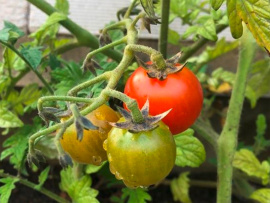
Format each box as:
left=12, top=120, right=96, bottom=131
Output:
left=124, top=65, right=203, bottom=135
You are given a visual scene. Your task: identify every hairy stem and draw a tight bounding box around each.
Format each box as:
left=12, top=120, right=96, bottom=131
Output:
left=216, top=29, right=256, bottom=203
left=0, top=172, right=70, bottom=203
left=158, top=0, right=170, bottom=58
left=124, top=0, right=139, bottom=18
left=37, top=96, right=94, bottom=112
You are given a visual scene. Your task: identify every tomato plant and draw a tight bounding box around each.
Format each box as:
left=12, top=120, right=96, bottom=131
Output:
left=60, top=104, right=119, bottom=165
left=104, top=118, right=176, bottom=188
left=124, top=65, right=203, bottom=135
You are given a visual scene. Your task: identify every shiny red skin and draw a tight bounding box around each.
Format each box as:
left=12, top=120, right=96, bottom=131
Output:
left=124, top=66, right=203, bottom=135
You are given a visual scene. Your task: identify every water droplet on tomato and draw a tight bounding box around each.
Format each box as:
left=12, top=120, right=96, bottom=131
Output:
left=115, top=171, right=123, bottom=180
left=108, top=153, right=112, bottom=162
left=103, top=140, right=108, bottom=151
left=92, top=156, right=102, bottom=165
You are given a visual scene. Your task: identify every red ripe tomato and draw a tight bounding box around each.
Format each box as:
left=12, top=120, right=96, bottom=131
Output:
left=124, top=65, right=203, bottom=135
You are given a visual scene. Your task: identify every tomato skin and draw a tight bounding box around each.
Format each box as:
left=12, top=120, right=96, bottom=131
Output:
left=124, top=66, right=203, bottom=135
left=60, top=105, right=119, bottom=165
left=104, top=119, right=176, bottom=188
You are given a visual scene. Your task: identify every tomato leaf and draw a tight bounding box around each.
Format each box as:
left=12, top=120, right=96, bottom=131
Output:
left=85, top=162, right=106, bottom=174
left=20, top=46, right=42, bottom=69
left=233, top=149, right=270, bottom=185
left=55, top=0, right=69, bottom=15
left=245, top=59, right=270, bottom=108
left=121, top=188, right=152, bottom=203
left=250, top=188, right=270, bottom=203
left=0, top=107, right=23, bottom=128
left=1, top=118, right=42, bottom=173
left=170, top=172, right=192, bottom=203
left=0, top=177, right=19, bottom=203
left=168, top=29, right=180, bottom=45
left=182, top=16, right=217, bottom=41
left=227, top=0, right=270, bottom=52
left=35, top=166, right=50, bottom=190
left=211, top=0, right=224, bottom=10
left=60, top=167, right=99, bottom=203
left=188, top=38, right=238, bottom=65
left=174, top=129, right=206, bottom=167
left=253, top=114, right=270, bottom=155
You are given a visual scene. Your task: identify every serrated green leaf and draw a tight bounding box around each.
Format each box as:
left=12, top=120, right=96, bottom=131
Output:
left=250, top=188, right=270, bottom=203
left=0, top=107, right=23, bottom=128
left=170, top=172, right=192, bottom=203
left=20, top=46, right=42, bottom=69
left=19, top=84, right=41, bottom=106
left=211, top=0, right=224, bottom=10
left=253, top=114, right=270, bottom=155
left=245, top=59, right=270, bottom=108
left=1, top=118, right=42, bottom=172
left=122, top=188, right=152, bottom=203
left=174, top=130, right=206, bottom=167
left=188, top=38, right=238, bottom=65
left=183, top=16, right=217, bottom=41
left=233, top=149, right=270, bottom=185
left=35, top=166, right=50, bottom=190
left=30, top=12, right=66, bottom=43
left=4, top=21, right=24, bottom=36
left=0, top=28, right=11, bottom=42
left=0, top=177, right=19, bottom=203
left=60, top=167, right=99, bottom=203
left=227, top=0, right=270, bottom=52
left=85, top=162, right=106, bottom=174
left=168, top=29, right=180, bottom=45
left=55, top=0, right=69, bottom=15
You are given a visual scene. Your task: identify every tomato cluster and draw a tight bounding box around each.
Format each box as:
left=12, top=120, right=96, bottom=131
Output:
left=61, top=63, right=202, bottom=188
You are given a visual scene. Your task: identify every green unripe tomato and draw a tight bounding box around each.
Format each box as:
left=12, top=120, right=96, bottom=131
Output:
left=103, top=119, right=176, bottom=188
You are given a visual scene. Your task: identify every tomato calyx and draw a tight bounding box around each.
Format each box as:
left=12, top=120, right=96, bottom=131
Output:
left=137, top=52, right=187, bottom=80
left=110, top=100, right=171, bottom=133
left=59, top=153, right=73, bottom=168
left=82, top=58, right=102, bottom=76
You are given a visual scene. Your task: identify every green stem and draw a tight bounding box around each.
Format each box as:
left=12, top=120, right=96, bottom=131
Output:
left=83, top=37, right=127, bottom=65
left=27, top=0, right=122, bottom=62
left=37, top=96, right=94, bottom=112
left=192, top=117, right=218, bottom=151
left=101, top=21, right=126, bottom=34
left=0, top=172, right=70, bottom=203
left=126, top=44, right=166, bottom=70
left=103, top=89, right=144, bottom=123
left=216, top=30, right=256, bottom=203
left=68, top=71, right=111, bottom=96
left=124, top=0, right=139, bottom=18
left=158, top=0, right=170, bottom=58
left=0, top=40, right=54, bottom=94
left=180, top=24, right=228, bottom=62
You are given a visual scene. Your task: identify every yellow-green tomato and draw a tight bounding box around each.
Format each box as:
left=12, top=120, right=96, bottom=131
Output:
left=103, top=119, right=176, bottom=188
left=60, top=104, right=119, bottom=165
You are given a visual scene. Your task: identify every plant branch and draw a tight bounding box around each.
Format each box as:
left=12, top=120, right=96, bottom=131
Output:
left=192, top=116, right=219, bottom=151
left=0, top=40, right=54, bottom=94
left=37, top=96, right=94, bottom=112
left=0, top=171, right=70, bottom=203
left=27, top=0, right=123, bottom=62
left=216, top=29, right=256, bottom=203
left=124, top=0, right=139, bottom=18
left=158, top=0, right=170, bottom=58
